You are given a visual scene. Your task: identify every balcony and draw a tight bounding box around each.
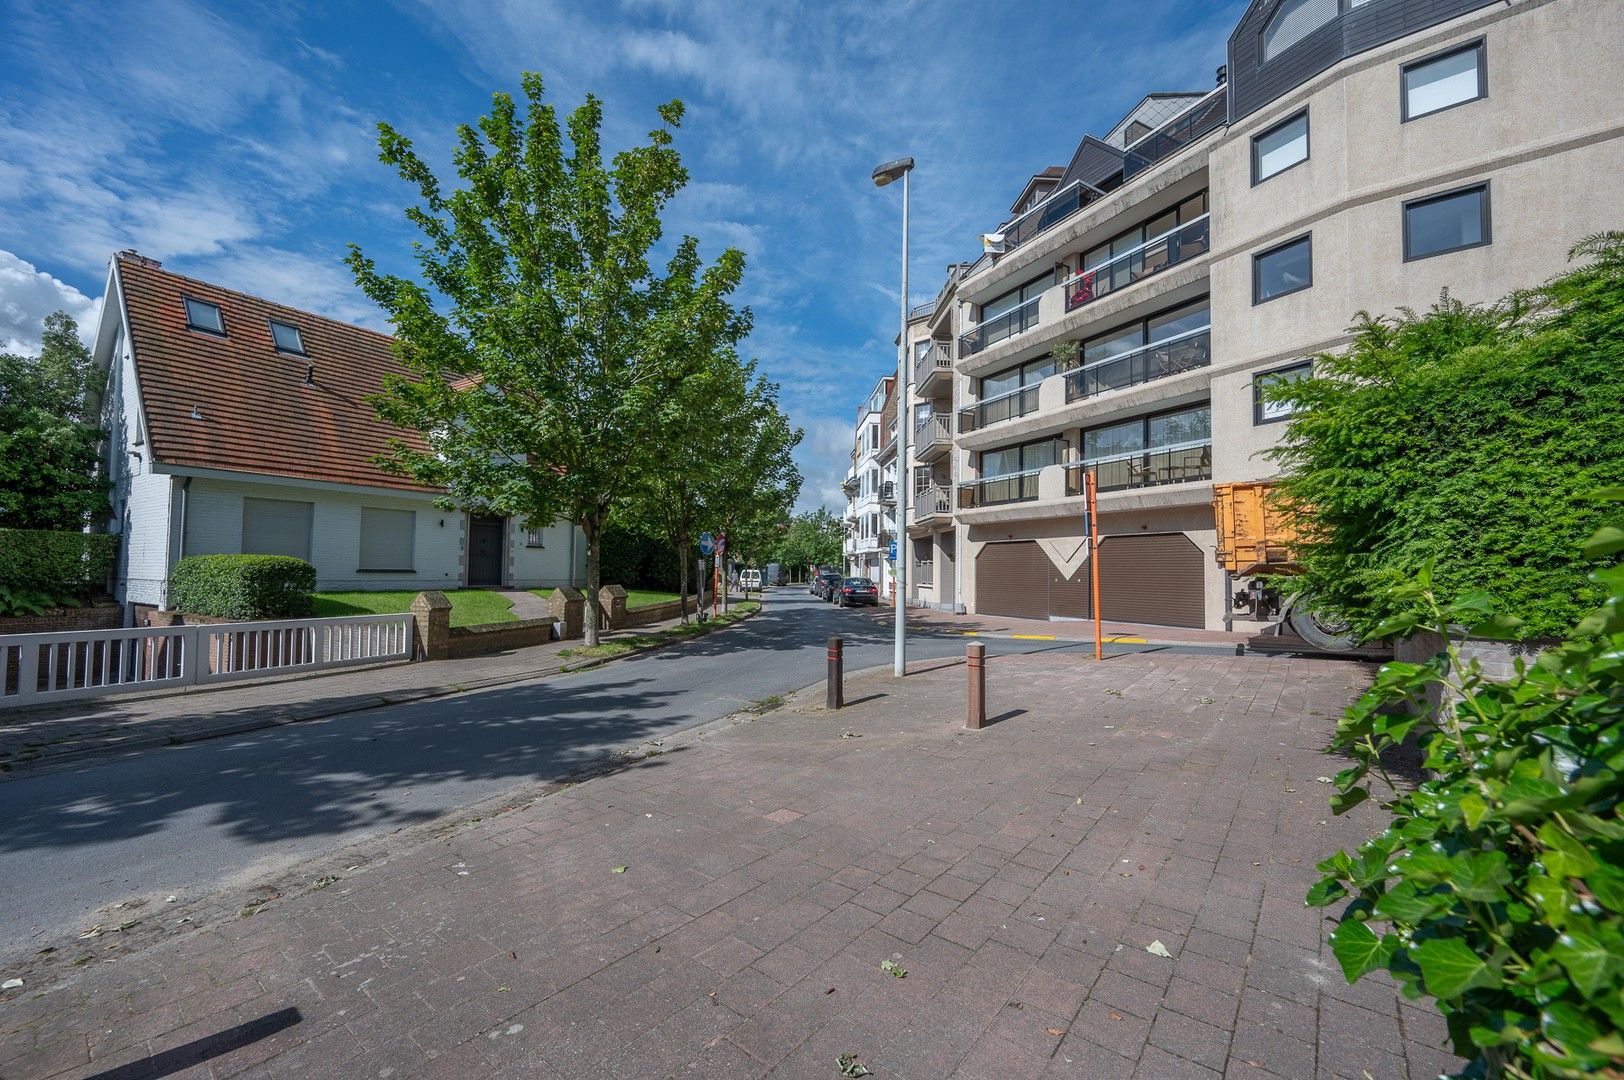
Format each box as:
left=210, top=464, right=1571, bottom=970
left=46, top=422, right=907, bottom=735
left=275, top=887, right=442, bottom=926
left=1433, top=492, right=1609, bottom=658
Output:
left=1064, top=327, right=1211, bottom=403
left=992, top=179, right=1108, bottom=260
left=961, top=383, right=1040, bottom=434
left=1123, top=88, right=1227, bottom=181
left=911, top=483, right=952, bottom=524
left=1062, top=215, right=1210, bottom=314
left=1066, top=441, right=1212, bottom=495
left=958, top=468, right=1042, bottom=509
left=914, top=412, right=954, bottom=462
left=959, top=293, right=1041, bottom=357
left=914, top=344, right=954, bottom=396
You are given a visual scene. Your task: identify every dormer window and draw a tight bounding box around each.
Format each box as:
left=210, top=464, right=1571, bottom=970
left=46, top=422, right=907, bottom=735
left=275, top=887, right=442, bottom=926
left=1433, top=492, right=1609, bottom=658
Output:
left=183, top=297, right=224, bottom=335
left=269, top=320, right=306, bottom=355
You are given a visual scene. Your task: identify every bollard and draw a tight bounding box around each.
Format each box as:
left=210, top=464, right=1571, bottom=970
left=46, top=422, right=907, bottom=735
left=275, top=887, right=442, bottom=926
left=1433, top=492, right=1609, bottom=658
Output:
left=826, top=636, right=844, bottom=710
left=966, top=642, right=986, bottom=729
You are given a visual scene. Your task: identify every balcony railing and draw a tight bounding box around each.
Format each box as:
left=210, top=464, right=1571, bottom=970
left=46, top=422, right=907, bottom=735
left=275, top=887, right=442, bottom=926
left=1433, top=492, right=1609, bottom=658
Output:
left=1064, top=327, right=1211, bottom=403
left=914, top=343, right=953, bottom=389
left=1067, top=440, right=1212, bottom=495
left=960, top=292, right=1042, bottom=356
left=912, top=484, right=952, bottom=522
left=964, top=383, right=1040, bottom=433
left=915, top=412, right=953, bottom=452
left=1062, top=215, right=1210, bottom=314
left=1123, top=88, right=1227, bottom=181
left=958, top=468, right=1043, bottom=509
left=913, top=560, right=935, bottom=587
left=994, top=179, right=1109, bottom=259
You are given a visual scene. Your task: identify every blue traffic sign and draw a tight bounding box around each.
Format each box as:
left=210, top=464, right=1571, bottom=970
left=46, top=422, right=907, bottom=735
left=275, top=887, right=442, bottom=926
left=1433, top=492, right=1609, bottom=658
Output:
left=887, top=539, right=898, bottom=562
left=698, top=532, right=715, bottom=556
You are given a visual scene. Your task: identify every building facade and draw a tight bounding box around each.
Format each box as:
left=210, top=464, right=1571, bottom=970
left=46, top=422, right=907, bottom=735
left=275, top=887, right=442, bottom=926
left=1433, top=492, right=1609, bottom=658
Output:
left=841, top=376, right=896, bottom=594
left=850, top=0, right=1621, bottom=629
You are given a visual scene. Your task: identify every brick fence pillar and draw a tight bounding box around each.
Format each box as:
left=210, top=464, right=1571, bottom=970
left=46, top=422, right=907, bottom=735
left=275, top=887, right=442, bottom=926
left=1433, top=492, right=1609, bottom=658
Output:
left=549, top=586, right=585, bottom=640
left=411, top=591, right=453, bottom=660
left=598, top=584, right=628, bottom=630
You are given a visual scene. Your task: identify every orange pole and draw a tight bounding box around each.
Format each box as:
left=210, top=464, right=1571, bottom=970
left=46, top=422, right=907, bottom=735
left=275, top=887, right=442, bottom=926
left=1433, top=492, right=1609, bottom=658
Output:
left=1087, top=468, right=1102, bottom=662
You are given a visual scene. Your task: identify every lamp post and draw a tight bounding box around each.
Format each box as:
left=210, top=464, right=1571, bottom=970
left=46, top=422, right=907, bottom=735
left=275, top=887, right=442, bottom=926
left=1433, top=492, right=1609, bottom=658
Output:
left=872, top=156, right=913, bottom=678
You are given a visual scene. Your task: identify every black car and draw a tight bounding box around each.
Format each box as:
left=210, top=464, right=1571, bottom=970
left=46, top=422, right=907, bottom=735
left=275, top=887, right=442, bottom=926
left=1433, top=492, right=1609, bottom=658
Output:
left=814, top=572, right=843, bottom=599
left=834, top=577, right=880, bottom=607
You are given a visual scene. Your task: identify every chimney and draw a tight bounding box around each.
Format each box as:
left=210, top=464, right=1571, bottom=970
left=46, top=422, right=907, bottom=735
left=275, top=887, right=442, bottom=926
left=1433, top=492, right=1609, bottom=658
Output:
left=116, top=249, right=163, bottom=269
left=304, top=364, right=316, bottom=386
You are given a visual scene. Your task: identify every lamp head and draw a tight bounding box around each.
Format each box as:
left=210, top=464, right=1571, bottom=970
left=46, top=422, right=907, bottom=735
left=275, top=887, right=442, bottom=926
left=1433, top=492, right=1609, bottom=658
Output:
left=871, top=157, right=915, bottom=188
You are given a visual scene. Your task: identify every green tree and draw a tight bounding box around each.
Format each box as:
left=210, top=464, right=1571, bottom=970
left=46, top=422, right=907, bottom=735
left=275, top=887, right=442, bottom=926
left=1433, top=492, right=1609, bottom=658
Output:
left=0, top=311, right=107, bottom=530
left=707, top=376, right=801, bottom=607
left=349, top=73, right=749, bottom=645
left=1267, top=234, right=1624, bottom=640
left=773, top=508, right=844, bottom=577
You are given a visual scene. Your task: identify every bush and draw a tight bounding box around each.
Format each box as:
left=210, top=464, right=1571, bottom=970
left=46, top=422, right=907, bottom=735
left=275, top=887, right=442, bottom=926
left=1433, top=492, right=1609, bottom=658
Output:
left=1308, top=494, right=1624, bottom=1078
left=1269, top=234, right=1624, bottom=640
left=168, top=554, right=316, bottom=620
left=0, top=528, right=117, bottom=614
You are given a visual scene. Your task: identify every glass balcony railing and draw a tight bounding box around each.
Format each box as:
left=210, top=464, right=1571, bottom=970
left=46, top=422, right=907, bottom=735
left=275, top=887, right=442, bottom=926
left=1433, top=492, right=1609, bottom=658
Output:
left=1123, top=89, right=1227, bottom=181
left=995, top=180, right=1108, bottom=257
left=958, top=468, right=1042, bottom=509
left=964, top=384, right=1040, bottom=432
left=1066, top=440, right=1212, bottom=495
left=1063, top=215, right=1210, bottom=313
left=1064, top=327, right=1211, bottom=403
left=959, top=293, right=1042, bottom=356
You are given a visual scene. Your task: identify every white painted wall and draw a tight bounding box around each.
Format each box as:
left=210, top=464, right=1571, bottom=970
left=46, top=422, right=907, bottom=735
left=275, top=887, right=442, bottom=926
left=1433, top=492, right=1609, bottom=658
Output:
left=507, top=518, right=585, bottom=588
left=100, top=321, right=175, bottom=609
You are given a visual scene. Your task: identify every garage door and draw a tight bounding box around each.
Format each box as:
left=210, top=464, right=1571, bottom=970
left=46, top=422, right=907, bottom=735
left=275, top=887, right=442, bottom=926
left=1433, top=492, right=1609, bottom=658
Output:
left=1097, top=533, right=1205, bottom=627
left=976, top=541, right=1092, bottom=620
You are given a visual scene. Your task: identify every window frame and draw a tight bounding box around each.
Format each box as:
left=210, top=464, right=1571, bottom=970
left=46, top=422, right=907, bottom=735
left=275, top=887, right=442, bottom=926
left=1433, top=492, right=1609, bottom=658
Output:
left=1250, top=109, right=1310, bottom=186
left=1252, top=233, right=1314, bottom=305
left=525, top=527, right=546, bottom=549
left=182, top=296, right=225, bottom=336
left=268, top=319, right=307, bottom=355
left=1402, top=182, right=1492, bottom=262
left=1253, top=361, right=1313, bottom=425
left=1401, top=39, right=1487, bottom=123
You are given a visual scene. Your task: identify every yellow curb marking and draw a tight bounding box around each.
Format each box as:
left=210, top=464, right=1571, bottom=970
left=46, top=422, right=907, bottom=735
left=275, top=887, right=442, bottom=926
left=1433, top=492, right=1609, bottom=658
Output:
left=1011, top=634, right=1057, bottom=641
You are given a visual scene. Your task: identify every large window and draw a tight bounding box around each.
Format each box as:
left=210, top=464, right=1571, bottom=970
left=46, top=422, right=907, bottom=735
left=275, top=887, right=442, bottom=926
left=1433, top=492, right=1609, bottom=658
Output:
left=269, top=320, right=306, bottom=355
left=1254, top=362, right=1312, bottom=424
left=1252, top=111, right=1309, bottom=184
left=981, top=437, right=1060, bottom=479
left=1253, top=234, right=1313, bottom=304
left=1404, top=184, right=1490, bottom=261
left=1083, top=404, right=1211, bottom=490
left=359, top=507, right=415, bottom=571
left=241, top=497, right=313, bottom=561
left=1402, top=41, right=1485, bottom=121
left=183, top=296, right=225, bottom=335
left=980, top=272, right=1051, bottom=323
left=1261, top=0, right=1337, bottom=62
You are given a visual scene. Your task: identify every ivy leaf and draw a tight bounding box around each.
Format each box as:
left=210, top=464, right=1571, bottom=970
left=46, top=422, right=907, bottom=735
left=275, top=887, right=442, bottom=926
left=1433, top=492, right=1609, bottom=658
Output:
left=1550, top=933, right=1613, bottom=997
left=1374, top=881, right=1449, bottom=924
left=1448, top=851, right=1510, bottom=902
left=1328, top=787, right=1369, bottom=815
left=1329, top=920, right=1395, bottom=983
left=1413, top=937, right=1498, bottom=998
left=1458, top=793, right=1488, bottom=829
left=1540, top=1002, right=1610, bottom=1067
left=1305, top=878, right=1348, bottom=908
left=1582, top=524, right=1624, bottom=560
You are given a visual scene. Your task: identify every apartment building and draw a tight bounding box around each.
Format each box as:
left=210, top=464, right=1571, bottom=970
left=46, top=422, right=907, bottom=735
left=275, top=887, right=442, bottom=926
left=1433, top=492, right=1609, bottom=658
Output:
left=859, top=0, right=1619, bottom=631
left=842, top=376, right=896, bottom=594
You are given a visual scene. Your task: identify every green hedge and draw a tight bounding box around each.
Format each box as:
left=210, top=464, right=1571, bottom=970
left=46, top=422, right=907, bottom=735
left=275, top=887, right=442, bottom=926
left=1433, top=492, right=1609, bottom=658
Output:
left=0, top=528, right=117, bottom=601
left=169, top=554, right=316, bottom=619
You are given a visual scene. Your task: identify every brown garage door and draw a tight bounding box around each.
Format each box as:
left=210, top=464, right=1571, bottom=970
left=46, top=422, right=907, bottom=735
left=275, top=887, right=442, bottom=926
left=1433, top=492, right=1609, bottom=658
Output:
left=976, top=541, right=1093, bottom=620
left=1097, top=533, right=1205, bottom=627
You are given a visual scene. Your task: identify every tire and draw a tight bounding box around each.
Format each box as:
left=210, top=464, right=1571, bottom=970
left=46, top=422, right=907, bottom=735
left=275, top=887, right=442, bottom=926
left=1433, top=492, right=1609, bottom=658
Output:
left=1286, top=601, right=1357, bottom=651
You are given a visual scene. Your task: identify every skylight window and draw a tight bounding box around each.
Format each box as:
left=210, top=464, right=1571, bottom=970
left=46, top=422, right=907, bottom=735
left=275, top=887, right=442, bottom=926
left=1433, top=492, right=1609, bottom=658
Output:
left=269, top=320, right=306, bottom=354
left=183, top=297, right=224, bottom=335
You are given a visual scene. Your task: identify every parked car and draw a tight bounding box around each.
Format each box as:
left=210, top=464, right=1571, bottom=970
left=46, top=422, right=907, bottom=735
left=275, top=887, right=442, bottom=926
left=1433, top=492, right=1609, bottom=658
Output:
left=834, top=577, right=880, bottom=607
left=814, top=571, right=842, bottom=599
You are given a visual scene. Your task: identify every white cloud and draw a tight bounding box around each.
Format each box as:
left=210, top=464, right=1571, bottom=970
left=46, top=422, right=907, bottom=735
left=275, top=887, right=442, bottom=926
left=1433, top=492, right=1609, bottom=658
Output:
left=792, top=414, right=857, bottom=514
left=0, top=250, right=100, bottom=354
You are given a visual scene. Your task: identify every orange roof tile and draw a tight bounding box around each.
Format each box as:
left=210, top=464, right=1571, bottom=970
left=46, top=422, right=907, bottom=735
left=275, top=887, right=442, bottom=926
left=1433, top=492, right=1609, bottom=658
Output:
left=116, top=254, right=440, bottom=494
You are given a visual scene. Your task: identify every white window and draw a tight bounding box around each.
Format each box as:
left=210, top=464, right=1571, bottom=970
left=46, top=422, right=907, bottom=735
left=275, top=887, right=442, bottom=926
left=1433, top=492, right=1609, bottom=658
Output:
left=359, top=507, right=415, bottom=571
left=183, top=296, right=224, bottom=335
left=269, top=320, right=306, bottom=354
left=1403, top=42, right=1485, bottom=121
left=1252, top=111, right=1309, bottom=184
left=242, top=497, right=313, bottom=561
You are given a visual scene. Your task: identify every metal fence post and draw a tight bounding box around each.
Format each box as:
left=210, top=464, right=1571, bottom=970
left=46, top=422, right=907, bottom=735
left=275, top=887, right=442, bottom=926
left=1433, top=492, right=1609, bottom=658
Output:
left=826, top=636, right=844, bottom=710
left=966, top=642, right=986, bottom=729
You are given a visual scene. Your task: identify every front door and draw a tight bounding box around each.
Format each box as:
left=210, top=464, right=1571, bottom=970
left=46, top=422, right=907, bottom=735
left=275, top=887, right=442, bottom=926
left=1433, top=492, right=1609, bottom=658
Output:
left=468, top=516, right=505, bottom=587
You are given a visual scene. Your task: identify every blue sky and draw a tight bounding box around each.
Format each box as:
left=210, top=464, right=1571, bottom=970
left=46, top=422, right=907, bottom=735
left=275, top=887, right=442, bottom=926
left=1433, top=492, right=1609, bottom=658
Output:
left=0, top=0, right=1245, bottom=511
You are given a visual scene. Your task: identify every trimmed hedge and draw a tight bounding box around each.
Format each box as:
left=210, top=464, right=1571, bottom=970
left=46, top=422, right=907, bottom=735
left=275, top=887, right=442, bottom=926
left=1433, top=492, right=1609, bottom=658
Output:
left=0, top=528, right=117, bottom=601
left=169, top=554, right=316, bottom=620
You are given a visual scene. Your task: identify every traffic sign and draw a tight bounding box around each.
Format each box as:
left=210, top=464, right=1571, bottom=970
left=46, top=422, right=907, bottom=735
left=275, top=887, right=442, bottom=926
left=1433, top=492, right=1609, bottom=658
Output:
left=699, top=532, right=715, bottom=556
left=887, top=539, right=898, bottom=562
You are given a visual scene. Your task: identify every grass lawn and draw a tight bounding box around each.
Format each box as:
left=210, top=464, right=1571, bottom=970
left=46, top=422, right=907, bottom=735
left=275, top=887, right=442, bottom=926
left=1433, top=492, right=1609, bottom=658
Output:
left=311, top=589, right=516, bottom=628
left=557, top=600, right=759, bottom=662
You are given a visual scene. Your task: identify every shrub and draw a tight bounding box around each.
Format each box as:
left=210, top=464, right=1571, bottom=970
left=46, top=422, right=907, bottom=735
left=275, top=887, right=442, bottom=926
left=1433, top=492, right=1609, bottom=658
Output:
left=0, top=528, right=117, bottom=615
left=168, top=554, right=316, bottom=620
left=1308, top=493, right=1624, bottom=1078
left=1268, top=234, right=1624, bottom=640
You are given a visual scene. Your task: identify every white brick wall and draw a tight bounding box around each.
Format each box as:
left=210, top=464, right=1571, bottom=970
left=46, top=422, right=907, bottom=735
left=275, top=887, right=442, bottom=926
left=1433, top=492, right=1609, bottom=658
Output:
left=508, top=520, right=585, bottom=588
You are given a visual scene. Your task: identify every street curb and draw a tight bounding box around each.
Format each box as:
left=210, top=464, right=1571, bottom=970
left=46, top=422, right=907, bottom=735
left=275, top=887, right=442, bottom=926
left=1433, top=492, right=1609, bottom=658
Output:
left=0, top=603, right=765, bottom=780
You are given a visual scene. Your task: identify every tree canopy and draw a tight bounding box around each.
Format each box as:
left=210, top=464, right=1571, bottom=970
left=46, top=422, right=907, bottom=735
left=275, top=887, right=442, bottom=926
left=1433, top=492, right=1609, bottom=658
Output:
left=772, top=508, right=845, bottom=575
left=1267, top=233, right=1624, bottom=640
left=0, top=311, right=106, bottom=531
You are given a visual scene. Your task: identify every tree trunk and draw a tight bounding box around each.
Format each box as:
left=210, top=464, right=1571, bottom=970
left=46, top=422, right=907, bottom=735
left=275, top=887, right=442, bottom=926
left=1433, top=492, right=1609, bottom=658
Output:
left=676, top=533, right=690, bottom=625
left=584, top=519, right=602, bottom=647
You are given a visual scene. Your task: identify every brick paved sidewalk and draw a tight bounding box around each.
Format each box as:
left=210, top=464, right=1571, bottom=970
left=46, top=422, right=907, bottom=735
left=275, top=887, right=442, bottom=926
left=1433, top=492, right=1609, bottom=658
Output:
left=861, top=603, right=1253, bottom=647
left=0, top=607, right=722, bottom=776
left=0, top=649, right=1462, bottom=1079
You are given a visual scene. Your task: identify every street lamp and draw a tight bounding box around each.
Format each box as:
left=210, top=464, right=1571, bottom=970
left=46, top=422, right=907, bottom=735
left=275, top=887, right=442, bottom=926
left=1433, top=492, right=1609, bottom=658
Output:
left=873, top=156, right=913, bottom=678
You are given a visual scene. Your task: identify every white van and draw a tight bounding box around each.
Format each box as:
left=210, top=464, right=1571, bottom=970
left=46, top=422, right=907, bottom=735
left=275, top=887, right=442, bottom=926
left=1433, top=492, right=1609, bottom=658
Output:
left=740, top=569, right=762, bottom=591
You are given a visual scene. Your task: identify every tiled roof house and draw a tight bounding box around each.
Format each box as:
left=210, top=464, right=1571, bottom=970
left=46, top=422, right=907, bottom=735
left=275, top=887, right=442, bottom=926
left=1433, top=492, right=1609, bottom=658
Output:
left=91, top=251, right=585, bottom=613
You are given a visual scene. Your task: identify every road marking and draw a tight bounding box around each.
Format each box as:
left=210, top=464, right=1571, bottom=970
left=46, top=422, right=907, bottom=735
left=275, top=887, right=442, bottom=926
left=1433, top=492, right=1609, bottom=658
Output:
left=1104, top=636, right=1148, bottom=644
left=1011, top=634, right=1057, bottom=641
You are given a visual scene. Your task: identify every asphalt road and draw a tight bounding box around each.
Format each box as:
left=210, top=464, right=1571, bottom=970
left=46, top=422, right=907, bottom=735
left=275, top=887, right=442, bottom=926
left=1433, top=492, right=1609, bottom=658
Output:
left=0, top=590, right=1218, bottom=956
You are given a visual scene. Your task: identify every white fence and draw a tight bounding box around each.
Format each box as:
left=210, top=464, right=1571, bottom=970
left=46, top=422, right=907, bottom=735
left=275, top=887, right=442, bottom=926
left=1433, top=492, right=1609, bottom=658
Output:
left=0, top=613, right=415, bottom=709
